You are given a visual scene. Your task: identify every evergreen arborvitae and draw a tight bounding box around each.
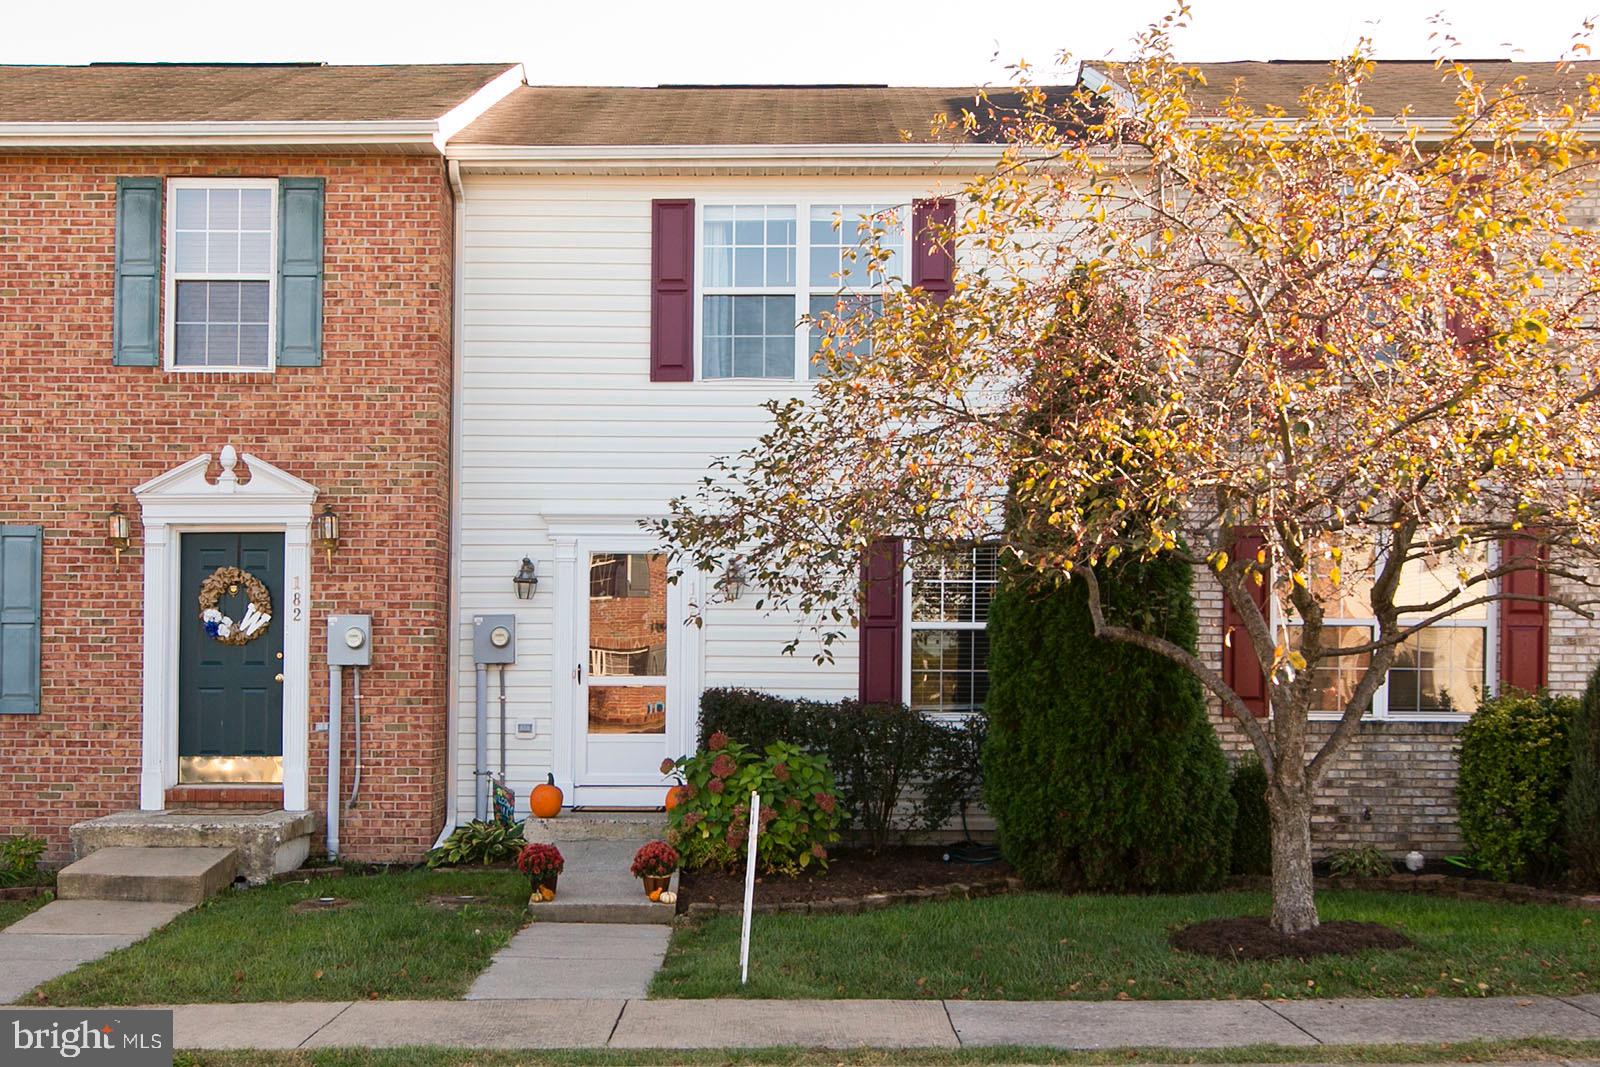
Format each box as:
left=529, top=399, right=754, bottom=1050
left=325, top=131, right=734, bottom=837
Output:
left=981, top=553, right=1236, bottom=891
left=1569, top=663, right=1600, bottom=888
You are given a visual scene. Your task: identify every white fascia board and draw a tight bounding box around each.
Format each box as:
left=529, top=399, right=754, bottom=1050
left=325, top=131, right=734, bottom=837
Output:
left=0, top=120, right=442, bottom=148
left=445, top=141, right=1012, bottom=173
left=433, top=64, right=527, bottom=151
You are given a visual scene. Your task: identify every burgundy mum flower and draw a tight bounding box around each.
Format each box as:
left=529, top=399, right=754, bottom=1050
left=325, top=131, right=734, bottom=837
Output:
left=708, top=731, right=729, bottom=751
left=710, top=753, right=737, bottom=779
left=707, top=777, right=725, bottom=795
left=772, top=762, right=790, bottom=781
left=814, top=792, right=836, bottom=814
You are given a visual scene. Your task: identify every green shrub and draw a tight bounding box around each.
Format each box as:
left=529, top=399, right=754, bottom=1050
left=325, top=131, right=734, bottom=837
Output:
left=667, top=736, right=842, bottom=874
left=425, top=820, right=525, bottom=869
left=1569, top=664, right=1600, bottom=888
left=0, top=834, right=45, bottom=887
left=918, top=714, right=990, bottom=836
left=1230, top=757, right=1272, bottom=876
left=1328, top=845, right=1392, bottom=878
left=696, top=688, right=963, bottom=850
left=981, top=553, right=1236, bottom=892
left=1458, top=688, right=1575, bottom=883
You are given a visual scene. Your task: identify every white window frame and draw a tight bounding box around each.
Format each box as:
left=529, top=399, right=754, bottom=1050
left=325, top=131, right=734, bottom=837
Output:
left=900, top=544, right=997, bottom=723
left=1280, top=541, right=1499, bottom=723
left=693, top=195, right=910, bottom=384
left=164, top=177, right=278, bottom=374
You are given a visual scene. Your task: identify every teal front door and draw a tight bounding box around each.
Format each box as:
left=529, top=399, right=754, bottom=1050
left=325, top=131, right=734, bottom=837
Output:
left=179, top=533, right=285, bottom=783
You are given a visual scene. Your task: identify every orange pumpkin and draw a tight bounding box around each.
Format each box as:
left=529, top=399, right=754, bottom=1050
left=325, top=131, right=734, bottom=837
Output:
left=530, top=774, right=564, bottom=819
left=664, top=784, right=688, bottom=812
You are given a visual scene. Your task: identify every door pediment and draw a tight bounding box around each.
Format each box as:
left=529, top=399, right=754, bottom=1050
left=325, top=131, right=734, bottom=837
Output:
left=135, top=445, right=317, bottom=525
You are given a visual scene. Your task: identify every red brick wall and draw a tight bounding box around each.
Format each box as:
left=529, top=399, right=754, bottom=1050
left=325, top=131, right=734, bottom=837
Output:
left=0, top=152, right=455, bottom=863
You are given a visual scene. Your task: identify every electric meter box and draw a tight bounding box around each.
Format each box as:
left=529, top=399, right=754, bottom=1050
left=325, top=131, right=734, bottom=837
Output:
left=328, top=614, right=373, bottom=667
left=473, top=614, right=517, bottom=664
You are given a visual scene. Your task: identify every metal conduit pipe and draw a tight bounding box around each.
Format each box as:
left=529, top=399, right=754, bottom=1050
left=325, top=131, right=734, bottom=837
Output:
left=346, top=666, right=363, bottom=810
left=327, top=665, right=342, bottom=859
left=474, top=662, right=489, bottom=822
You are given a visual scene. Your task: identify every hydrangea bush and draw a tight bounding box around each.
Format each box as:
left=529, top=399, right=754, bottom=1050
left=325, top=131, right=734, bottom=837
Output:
left=664, top=733, right=843, bottom=873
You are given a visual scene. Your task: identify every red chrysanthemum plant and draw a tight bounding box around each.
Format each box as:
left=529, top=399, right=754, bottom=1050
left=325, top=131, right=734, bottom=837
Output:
left=631, top=840, right=679, bottom=879
left=515, top=842, right=564, bottom=887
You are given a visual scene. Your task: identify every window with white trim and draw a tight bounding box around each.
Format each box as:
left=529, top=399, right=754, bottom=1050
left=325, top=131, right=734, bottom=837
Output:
left=907, top=545, right=997, bottom=715
left=699, top=200, right=905, bottom=380
left=1286, top=540, right=1492, bottom=718
left=167, top=179, right=276, bottom=371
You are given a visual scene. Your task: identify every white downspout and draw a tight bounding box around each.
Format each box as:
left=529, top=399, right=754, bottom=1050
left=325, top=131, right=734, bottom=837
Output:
left=435, top=156, right=468, bottom=849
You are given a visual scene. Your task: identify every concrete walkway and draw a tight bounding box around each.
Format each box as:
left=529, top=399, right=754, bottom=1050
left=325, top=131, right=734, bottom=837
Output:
left=466, top=923, right=671, bottom=999
left=14, top=992, right=1599, bottom=1051
left=0, top=900, right=188, bottom=1003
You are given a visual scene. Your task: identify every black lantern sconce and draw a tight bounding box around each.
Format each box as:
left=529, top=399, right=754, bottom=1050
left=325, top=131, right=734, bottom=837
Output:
left=316, top=503, right=340, bottom=564
left=715, top=558, right=749, bottom=602
left=107, top=504, right=131, bottom=562
left=513, top=556, right=539, bottom=599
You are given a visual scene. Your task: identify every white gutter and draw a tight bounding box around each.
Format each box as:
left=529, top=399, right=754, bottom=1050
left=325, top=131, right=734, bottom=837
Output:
left=445, top=141, right=1010, bottom=171
left=434, top=156, right=469, bottom=851
left=0, top=120, right=441, bottom=147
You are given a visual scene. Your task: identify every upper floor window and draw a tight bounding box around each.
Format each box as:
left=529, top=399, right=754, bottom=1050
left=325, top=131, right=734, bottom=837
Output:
left=1286, top=541, right=1491, bottom=719
left=166, top=179, right=276, bottom=371
left=907, top=545, right=998, bottom=715
left=700, top=200, right=904, bottom=381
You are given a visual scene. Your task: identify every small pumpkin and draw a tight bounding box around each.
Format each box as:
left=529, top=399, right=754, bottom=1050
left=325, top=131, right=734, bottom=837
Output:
left=530, top=774, right=564, bottom=819
left=648, top=887, right=662, bottom=902
left=664, top=784, right=689, bottom=812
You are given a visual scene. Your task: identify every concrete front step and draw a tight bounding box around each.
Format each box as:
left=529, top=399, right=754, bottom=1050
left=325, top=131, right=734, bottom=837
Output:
left=70, top=809, right=317, bottom=885
left=531, top=839, right=678, bottom=924
left=57, top=846, right=238, bottom=904
left=524, top=811, right=666, bottom=843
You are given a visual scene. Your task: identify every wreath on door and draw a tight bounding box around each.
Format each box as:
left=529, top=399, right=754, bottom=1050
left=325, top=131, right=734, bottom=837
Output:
left=197, top=566, right=274, bottom=646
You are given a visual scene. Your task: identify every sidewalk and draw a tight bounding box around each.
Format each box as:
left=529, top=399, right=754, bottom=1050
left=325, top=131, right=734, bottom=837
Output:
left=17, top=993, right=1600, bottom=1051
left=0, top=900, right=187, bottom=1003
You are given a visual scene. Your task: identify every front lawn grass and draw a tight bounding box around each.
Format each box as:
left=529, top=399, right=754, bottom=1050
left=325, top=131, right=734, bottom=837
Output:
left=652, top=889, right=1600, bottom=1000
left=167, top=1038, right=1600, bottom=1066
left=0, top=891, right=51, bottom=931
left=31, top=869, right=529, bottom=1005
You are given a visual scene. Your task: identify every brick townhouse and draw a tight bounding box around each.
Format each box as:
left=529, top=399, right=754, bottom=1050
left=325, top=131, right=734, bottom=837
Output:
left=0, top=62, right=521, bottom=869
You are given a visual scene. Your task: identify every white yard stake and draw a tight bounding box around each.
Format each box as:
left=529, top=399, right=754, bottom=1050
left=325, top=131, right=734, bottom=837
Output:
left=739, top=791, right=760, bottom=985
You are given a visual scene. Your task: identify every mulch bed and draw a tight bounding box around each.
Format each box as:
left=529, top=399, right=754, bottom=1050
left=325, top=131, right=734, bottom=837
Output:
left=0, top=885, right=52, bottom=901
left=1171, top=916, right=1412, bottom=960
left=677, top=845, right=1012, bottom=908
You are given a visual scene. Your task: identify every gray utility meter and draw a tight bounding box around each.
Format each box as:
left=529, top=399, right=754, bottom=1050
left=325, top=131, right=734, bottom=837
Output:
left=327, top=614, right=372, bottom=667
left=473, top=614, right=517, bottom=664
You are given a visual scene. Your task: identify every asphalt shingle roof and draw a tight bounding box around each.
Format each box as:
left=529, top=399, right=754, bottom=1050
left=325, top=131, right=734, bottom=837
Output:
left=453, top=85, right=1081, bottom=146
left=0, top=63, right=518, bottom=123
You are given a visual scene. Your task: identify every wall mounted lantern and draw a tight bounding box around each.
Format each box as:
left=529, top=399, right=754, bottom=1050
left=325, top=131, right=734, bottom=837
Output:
left=107, top=504, right=131, bottom=562
left=715, top=558, right=749, bottom=602
left=513, top=556, right=539, bottom=599
left=316, top=504, right=340, bottom=564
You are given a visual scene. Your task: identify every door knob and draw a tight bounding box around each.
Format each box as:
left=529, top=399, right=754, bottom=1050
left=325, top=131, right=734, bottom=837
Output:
left=274, top=673, right=285, bottom=683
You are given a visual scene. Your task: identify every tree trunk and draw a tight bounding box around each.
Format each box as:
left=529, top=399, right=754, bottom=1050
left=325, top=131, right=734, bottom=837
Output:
left=1267, top=778, right=1319, bottom=934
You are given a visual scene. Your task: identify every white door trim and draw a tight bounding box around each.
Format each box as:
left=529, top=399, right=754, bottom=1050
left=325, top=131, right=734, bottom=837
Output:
left=134, top=446, right=317, bottom=812
left=545, top=515, right=702, bottom=804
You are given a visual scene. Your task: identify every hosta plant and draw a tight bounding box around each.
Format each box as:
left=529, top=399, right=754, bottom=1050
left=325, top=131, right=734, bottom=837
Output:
left=425, top=819, right=525, bottom=869
left=664, top=733, right=843, bottom=874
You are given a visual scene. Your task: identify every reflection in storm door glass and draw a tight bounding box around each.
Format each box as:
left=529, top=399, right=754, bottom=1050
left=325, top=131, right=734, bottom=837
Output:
left=587, top=552, right=668, bottom=734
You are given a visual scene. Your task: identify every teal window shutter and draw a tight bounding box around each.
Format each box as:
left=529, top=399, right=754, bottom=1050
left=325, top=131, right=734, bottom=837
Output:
left=277, top=177, right=325, bottom=366
left=0, top=526, right=42, bottom=715
left=113, top=177, right=162, bottom=366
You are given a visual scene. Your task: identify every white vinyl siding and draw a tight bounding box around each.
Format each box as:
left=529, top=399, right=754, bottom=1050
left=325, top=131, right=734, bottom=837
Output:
left=453, top=176, right=936, bottom=820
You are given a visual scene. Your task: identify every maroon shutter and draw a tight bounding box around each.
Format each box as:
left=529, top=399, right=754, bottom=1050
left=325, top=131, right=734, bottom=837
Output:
left=858, top=538, right=904, bottom=703
left=650, top=198, right=694, bottom=382
left=911, top=198, right=955, bottom=303
left=1221, top=529, right=1269, bottom=717
left=1499, top=533, right=1549, bottom=692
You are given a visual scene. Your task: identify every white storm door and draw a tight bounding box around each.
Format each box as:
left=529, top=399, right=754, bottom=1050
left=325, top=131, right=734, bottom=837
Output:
left=574, top=548, right=679, bottom=794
